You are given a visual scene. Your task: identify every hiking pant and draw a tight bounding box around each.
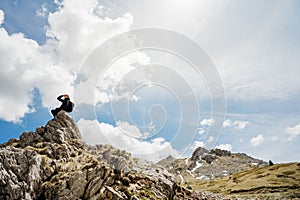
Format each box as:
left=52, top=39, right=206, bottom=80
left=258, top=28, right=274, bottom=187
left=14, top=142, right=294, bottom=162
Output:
left=51, top=107, right=62, bottom=117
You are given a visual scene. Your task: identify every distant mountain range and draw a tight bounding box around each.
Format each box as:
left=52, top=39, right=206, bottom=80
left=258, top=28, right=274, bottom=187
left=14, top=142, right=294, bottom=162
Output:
left=0, top=111, right=299, bottom=199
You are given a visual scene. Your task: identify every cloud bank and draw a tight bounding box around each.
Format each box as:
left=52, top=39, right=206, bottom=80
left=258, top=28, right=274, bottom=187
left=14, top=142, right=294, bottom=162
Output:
left=77, top=119, right=178, bottom=162
left=0, top=0, right=133, bottom=122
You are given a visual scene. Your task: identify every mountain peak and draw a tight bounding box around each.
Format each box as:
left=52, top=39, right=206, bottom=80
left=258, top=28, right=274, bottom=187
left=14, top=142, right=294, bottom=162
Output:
left=2, top=111, right=84, bottom=150
left=191, top=146, right=209, bottom=161
left=158, top=146, right=267, bottom=183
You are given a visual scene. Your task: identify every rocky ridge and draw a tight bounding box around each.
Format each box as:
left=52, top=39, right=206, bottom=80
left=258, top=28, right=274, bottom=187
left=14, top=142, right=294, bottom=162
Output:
left=0, top=111, right=224, bottom=200
left=157, top=146, right=267, bottom=183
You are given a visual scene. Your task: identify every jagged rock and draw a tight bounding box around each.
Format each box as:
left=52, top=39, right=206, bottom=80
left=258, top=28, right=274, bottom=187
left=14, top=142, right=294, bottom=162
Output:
left=0, top=147, right=44, bottom=200
left=43, top=111, right=84, bottom=148
left=88, top=144, right=133, bottom=172
left=211, top=148, right=231, bottom=157
left=158, top=146, right=268, bottom=187
left=191, top=147, right=209, bottom=161
left=203, top=154, right=215, bottom=164
left=0, top=111, right=213, bottom=200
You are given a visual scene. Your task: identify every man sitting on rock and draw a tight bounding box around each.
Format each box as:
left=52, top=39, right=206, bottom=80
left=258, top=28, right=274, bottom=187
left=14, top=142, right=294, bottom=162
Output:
left=51, top=94, right=74, bottom=117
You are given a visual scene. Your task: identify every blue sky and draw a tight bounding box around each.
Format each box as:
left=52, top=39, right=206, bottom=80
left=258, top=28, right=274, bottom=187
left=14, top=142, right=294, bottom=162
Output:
left=0, top=0, right=300, bottom=162
left=0, top=0, right=58, bottom=44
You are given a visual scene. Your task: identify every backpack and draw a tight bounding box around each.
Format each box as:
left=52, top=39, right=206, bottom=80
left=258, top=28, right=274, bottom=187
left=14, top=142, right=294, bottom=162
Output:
left=65, top=100, right=74, bottom=112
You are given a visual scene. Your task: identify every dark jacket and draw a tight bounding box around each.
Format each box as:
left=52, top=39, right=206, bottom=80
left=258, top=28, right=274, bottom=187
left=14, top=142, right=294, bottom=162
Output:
left=57, top=95, right=71, bottom=111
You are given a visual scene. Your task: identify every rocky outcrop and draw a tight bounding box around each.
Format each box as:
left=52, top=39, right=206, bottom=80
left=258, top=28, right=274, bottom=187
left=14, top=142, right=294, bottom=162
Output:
left=191, top=147, right=209, bottom=162
left=0, top=111, right=222, bottom=200
left=190, top=147, right=231, bottom=166
left=158, top=146, right=267, bottom=183
left=0, top=111, right=85, bottom=199
left=88, top=144, right=134, bottom=173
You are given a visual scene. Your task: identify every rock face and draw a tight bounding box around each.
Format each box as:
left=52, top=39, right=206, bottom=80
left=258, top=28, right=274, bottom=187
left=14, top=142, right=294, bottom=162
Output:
left=0, top=111, right=223, bottom=200
left=0, top=112, right=85, bottom=199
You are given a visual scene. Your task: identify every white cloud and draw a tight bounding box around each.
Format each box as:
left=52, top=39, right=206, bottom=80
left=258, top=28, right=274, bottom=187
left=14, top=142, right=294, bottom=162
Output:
left=77, top=119, right=179, bottom=162
left=116, top=121, right=142, bottom=138
left=130, top=95, right=141, bottom=102
left=0, top=10, right=4, bottom=24
left=207, top=136, right=214, bottom=143
left=271, top=136, right=279, bottom=141
left=191, top=141, right=205, bottom=151
left=197, top=127, right=205, bottom=135
left=284, top=123, right=300, bottom=141
left=215, top=144, right=232, bottom=151
left=223, top=119, right=249, bottom=129
left=76, top=51, right=151, bottom=105
left=200, top=118, right=215, bottom=126
left=0, top=27, right=73, bottom=122
left=36, top=3, right=48, bottom=18
left=96, top=52, right=150, bottom=103
left=222, top=119, right=232, bottom=128
left=46, top=0, right=133, bottom=72
left=0, top=0, right=134, bottom=122
left=250, top=134, right=264, bottom=146
left=235, top=121, right=249, bottom=129
left=191, top=136, right=216, bottom=151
